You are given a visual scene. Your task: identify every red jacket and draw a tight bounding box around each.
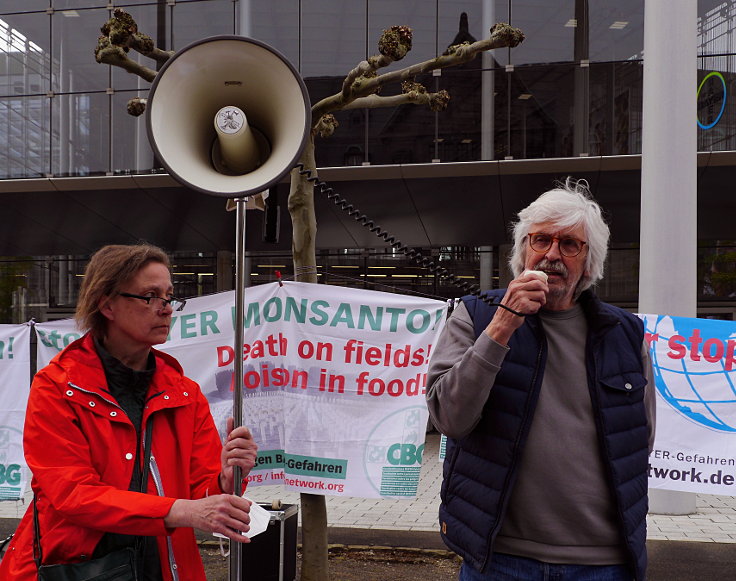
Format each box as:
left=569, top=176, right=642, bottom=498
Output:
left=0, top=333, right=225, bottom=581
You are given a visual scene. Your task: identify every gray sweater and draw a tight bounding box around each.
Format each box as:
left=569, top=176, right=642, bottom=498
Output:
left=427, top=302, right=656, bottom=565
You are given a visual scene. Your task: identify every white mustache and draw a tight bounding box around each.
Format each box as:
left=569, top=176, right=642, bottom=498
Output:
left=535, top=259, right=567, bottom=277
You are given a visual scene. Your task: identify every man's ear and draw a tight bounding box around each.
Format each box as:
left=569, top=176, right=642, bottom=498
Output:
left=99, top=296, right=115, bottom=321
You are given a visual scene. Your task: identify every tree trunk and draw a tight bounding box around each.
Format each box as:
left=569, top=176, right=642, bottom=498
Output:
left=288, top=137, right=329, bottom=580
left=299, top=493, right=329, bottom=581
left=288, top=139, right=318, bottom=285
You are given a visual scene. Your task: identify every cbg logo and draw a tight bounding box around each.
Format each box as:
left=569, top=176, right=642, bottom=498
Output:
left=387, top=443, right=424, bottom=466
left=0, top=464, right=21, bottom=486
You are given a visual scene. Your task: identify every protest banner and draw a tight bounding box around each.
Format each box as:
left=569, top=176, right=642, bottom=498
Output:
left=642, top=313, right=736, bottom=495
left=227, top=282, right=446, bottom=498
left=35, top=283, right=447, bottom=498
left=0, top=324, right=31, bottom=500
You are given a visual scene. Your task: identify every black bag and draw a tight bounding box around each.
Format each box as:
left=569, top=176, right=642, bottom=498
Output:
left=0, top=533, right=13, bottom=560
left=36, top=547, right=138, bottom=581
left=32, top=420, right=153, bottom=581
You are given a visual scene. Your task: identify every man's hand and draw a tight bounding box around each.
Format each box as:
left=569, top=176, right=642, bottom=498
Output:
left=164, top=495, right=252, bottom=542
left=485, top=271, right=548, bottom=345
left=219, top=417, right=258, bottom=494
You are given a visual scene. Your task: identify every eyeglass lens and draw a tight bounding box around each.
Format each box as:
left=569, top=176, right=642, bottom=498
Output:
left=156, top=297, right=185, bottom=311
left=529, top=234, right=584, bottom=257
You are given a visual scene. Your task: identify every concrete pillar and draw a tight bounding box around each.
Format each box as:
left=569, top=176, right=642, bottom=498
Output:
left=238, top=0, right=252, bottom=37
left=640, top=0, right=697, bottom=515
left=498, top=244, right=514, bottom=288
left=216, top=250, right=234, bottom=292
left=479, top=246, right=493, bottom=290
left=481, top=0, right=495, bottom=160
left=573, top=0, right=590, bottom=156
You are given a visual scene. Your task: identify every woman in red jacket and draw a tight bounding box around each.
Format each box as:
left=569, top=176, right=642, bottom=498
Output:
left=0, top=244, right=257, bottom=581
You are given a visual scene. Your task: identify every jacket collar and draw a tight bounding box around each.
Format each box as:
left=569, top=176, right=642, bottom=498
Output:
left=52, top=333, right=188, bottom=403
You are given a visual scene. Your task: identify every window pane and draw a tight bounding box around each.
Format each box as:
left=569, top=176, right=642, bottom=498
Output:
left=698, top=0, right=736, bottom=57
left=589, top=0, right=644, bottom=62
left=241, top=0, right=300, bottom=71
left=111, top=89, right=155, bottom=173
left=1, top=2, right=49, bottom=13
left=697, top=58, right=736, bottom=151
left=0, top=12, right=50, bottom=97
left=52, top=91, right=109, bottom=176
left=508, top=0, right=575, bottom=65
left=0, top=95, right=50, bottom=178
left=437, top=67, right=482, bottom=162
left=52, top=7, right=109, bottom=93
left=171, top=0, right=237, bottom=50
left=508, top=63, right=576, bottom=159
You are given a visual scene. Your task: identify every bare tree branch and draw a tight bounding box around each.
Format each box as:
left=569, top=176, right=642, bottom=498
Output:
left=340, top=25, right=413, bottom=98
left=313, top=22, right=524, bottom=126
left=94, top=38, right=158, bottom=83
left=94, top=8, right=174, bottom=84
left=341, top=89, right=450, bottom=112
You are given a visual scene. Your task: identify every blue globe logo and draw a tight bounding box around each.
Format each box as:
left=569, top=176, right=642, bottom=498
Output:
left=644, top=314, right=736, bottom=433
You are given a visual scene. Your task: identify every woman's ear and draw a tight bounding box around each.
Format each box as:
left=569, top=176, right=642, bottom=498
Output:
left=98, top=295, right=115, bottom=321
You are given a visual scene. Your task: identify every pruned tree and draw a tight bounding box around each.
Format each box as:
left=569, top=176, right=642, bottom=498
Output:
left=95, top=9, right=523, bottom=580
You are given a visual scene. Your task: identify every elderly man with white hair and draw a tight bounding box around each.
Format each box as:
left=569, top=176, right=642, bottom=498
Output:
left=427, top=179, right=656, bottom=581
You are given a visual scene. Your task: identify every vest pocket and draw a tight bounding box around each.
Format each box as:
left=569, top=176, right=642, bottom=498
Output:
left=599, top=372, right=646, bottom=395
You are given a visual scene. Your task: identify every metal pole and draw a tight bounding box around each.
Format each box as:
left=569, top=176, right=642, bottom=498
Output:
left=229, top=196, right=248, bottom=581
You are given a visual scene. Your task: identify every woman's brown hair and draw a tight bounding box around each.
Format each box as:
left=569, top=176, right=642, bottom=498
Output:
left=75, top=244, right=170, bottom=336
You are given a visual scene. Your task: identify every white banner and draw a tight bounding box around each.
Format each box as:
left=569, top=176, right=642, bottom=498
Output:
left=237, top=282, right=446, bottom=497
left=35, top=283, right=447, bottom=498
left=0, top=323, right=32, bottom=500
left=35, top=319, right=83, bottom=369
left=642, top=313, right=736, bottom=495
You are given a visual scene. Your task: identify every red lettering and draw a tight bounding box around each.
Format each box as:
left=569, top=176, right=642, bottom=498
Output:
left=217, top=346, right=234, bottom=366
left=365, top=346, right=381, bottom=365
left=702, top=338, right=724, bottom=363
left=726, top=340, right=736, bottom=371
left=667, top=334, right=687, bottom=359
left=688, top=328, right=702, bottom=361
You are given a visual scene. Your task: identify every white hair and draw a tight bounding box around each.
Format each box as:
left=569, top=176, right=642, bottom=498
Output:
left=508, top=178, right=610, bottom=295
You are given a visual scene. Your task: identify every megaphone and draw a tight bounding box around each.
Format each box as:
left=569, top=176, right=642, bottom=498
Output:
left=146, top=36, right=311, bottom=198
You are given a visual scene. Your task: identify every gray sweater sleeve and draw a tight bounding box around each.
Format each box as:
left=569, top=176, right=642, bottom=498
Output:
left=426, top=302, right=657, bottom=446
left=426, top=302, right=509, bottom=438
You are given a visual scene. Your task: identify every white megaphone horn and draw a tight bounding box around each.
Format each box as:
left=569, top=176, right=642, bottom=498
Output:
left=146, top=35, right=311, bottom=198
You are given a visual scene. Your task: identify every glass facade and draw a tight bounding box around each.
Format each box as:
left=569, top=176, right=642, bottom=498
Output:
left=0, top=0, right=647, bottom=177
left=1, top=0, right=732, bottom=174
left=1, top=1, right=735, bottom=323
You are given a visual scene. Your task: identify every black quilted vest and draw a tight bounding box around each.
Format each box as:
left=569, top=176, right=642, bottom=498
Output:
left=438, top=289, right=649, bottom=580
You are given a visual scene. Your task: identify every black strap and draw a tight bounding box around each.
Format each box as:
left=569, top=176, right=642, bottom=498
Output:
left=140, top=418, right=154, bottom=493
left=33, top=419, right=154, bottom=569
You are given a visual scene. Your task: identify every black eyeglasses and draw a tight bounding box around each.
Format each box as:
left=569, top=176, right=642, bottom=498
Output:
left=118, top=292, right=187, bottom=312
left=528, top=233, right=587, bottom=257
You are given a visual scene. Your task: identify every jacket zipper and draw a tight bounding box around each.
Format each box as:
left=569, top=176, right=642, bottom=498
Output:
left=67, top=381, right=126, bottom=410
left=150, top=454, right=180, bottom=581
left=69, top=382, right=181, bottom=580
